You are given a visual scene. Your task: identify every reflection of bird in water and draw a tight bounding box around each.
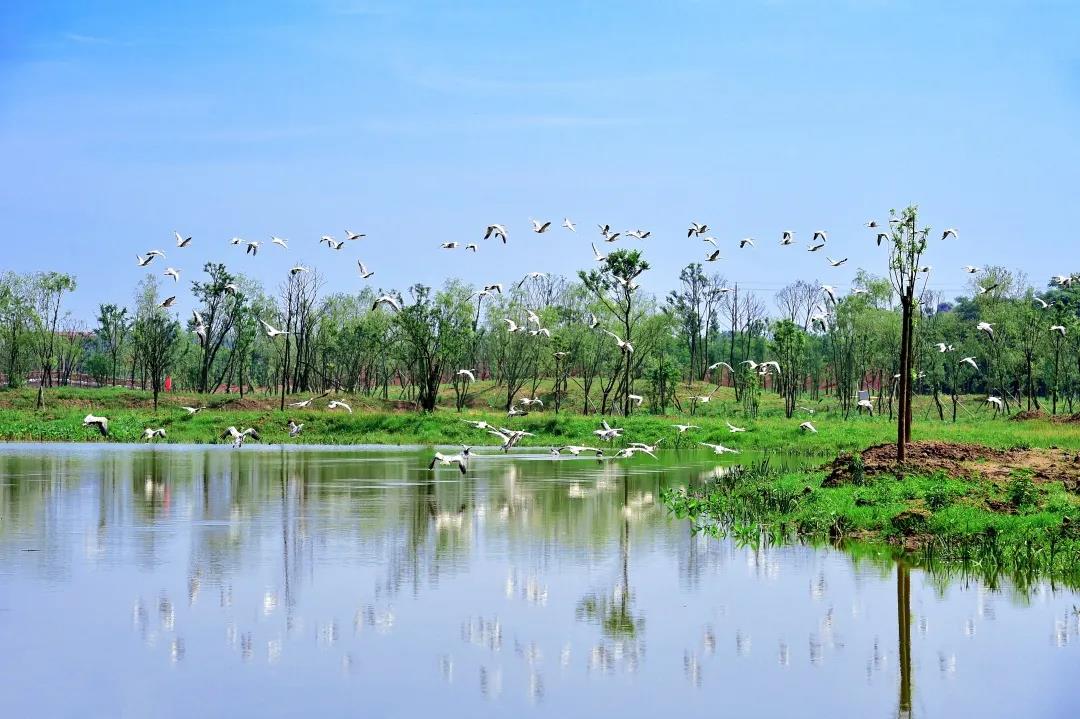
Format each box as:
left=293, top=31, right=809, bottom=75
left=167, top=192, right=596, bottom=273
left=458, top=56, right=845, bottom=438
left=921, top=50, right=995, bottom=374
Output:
left=702, top=625, right=716, bottom=656
left=515, top=640, right=543, bottom=665
left=810, top=571, right=827, bottom=600
left=735, top=630, right=752, bottom=656
left=810, top=634, right=824, bottom=665
left=683, top=651, right=702, bottom=687
left=778, top=640, right=790, bottom=666
left=479, top=666, right=502, bottom=700
left=528, top=672, right=544, bottom=704
left=938, top=651, right=957, bottom=675
left=158, top=595, right=175, bottom=631
left=439, top=654, right=453, bottom=683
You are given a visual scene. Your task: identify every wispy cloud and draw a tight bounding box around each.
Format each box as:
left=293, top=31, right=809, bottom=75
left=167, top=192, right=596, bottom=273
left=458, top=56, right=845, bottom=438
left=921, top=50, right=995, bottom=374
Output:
left=63, top=32, right=112, bottom=45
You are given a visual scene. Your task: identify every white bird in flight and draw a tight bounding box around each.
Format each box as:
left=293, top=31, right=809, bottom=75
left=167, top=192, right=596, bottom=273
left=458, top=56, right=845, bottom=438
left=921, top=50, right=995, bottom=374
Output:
left=826, top=257, right=847, bottom=267
left=429, top=447, right=471, bottom=474
left=602, top=329, right=634, bottom=353
left=800, top=421, right=817, bottom=433
left=484, top=224, right=509, bottom=243
left=562, top=218, right=576, bottom=232
left=260, top=320, right=289, bottom=338
left=672, top=424, right=700, bottom=433
left=941, top=228, right=958, bottom=240
left=357, top=261, right=374, bottom=279
left=530, top=219, right=551, bottom=233
left=960, top=356, right=979, bottom=370
left=327, top=400, right=353, bottom=413
left=373, top=295, right=402, bottom=313
left=456, top=369, right=477, bottom=382
left=780, top=231, right=795, bottom=245
left=688, top=222, right=708, bottom=237
left=272, top=236, right=289, bottom=249
left=700, top=442, right=739, bottom=455
left=345, top=229, right=365, bottom=241
left=175, top=231, right=192, bottom=248
left=163, top=267, right=180, bottom=282
left=977, top=322, right=994, bottom=337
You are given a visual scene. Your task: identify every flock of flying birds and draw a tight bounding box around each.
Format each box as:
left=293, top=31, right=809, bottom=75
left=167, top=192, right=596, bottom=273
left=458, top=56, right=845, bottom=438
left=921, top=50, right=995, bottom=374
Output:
left=99, top=213, right=1071, bottom=469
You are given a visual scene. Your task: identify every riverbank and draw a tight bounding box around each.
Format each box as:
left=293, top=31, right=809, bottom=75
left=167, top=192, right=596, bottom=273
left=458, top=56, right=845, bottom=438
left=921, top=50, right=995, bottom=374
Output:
left=3, top=386, right=1080, bottom=450
left=663, top=447, right=1080, bottom=586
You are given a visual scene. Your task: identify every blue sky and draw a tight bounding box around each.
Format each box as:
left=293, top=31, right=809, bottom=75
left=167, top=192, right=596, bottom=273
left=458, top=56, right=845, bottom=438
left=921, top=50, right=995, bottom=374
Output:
left=2, top=0, right=1079, bottom=320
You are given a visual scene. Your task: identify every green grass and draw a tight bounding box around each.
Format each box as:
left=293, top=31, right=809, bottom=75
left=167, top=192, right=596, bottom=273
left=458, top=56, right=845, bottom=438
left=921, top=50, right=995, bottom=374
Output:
left=663, top=462, right=1080, bottom=589
left=3, top=385, right=1080, bottom=450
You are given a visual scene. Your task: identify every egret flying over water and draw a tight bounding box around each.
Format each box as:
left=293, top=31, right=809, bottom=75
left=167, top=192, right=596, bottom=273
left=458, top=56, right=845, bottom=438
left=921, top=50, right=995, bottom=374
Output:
left=429, top=447, right=471, bottom=474
left=700, top=442, right=739, bottom=455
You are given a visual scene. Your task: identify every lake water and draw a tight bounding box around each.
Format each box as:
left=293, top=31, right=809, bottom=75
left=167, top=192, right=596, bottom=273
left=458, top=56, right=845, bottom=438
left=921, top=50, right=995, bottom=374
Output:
left=0, top=444, right=1077, bottom=718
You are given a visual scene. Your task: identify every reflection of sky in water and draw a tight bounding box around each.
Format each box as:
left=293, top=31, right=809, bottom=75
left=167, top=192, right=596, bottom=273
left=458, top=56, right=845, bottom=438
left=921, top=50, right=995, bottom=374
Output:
left=0, top=444, right=1078, bottom=718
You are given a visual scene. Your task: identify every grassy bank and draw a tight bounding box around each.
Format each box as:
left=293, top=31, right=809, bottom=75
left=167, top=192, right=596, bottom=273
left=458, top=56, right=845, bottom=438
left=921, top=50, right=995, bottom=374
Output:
left=663, top=461, right=1080, bottom=587
left=2, top=385, right=1080, bottom=450
left=2, top=380, right=1080, bottom=449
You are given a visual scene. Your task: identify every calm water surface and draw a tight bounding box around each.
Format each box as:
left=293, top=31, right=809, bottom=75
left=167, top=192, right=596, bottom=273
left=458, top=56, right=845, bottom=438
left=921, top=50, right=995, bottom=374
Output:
left=0, top=444, right=1077, bottom=718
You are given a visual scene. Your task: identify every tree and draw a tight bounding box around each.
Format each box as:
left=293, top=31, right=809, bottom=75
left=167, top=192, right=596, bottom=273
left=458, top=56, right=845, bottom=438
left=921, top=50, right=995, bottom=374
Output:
left=579, top=249, right=650, bottom=415
left=771, top=320, right=808, bottom=417
left=133, top=309, right=180, bottom=411
left=30, top=272, right=77, bottom=406
left=394, top=282, right=474, bottom=412
left=885, top=206, right=931, bottom=462
left=0, top=272, right=34, bottom=387
left=95, top=303, right=130, bottom=386
left=190, top=263, right=244, bottom=395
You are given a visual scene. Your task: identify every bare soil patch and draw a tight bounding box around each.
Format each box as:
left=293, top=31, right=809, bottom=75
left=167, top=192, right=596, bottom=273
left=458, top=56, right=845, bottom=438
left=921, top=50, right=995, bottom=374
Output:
left=824, top=440, right=1080, bottom=490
